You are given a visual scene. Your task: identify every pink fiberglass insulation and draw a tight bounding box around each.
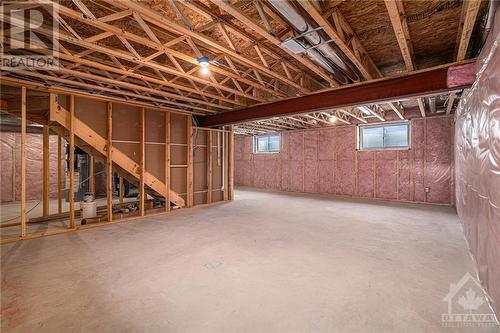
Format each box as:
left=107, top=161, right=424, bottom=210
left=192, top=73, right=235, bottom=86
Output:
left=357, top=151, right=375, bottom=198
left=304, top=131, right=318, bottom=193
left=1, top=131, right=61, bottom=203
left=455, top=10, right=500, bottom=316
left=234, top=115, right=454, bottom=205
left=412, top=119, right=426, bottom=202
left=334, top=126, right=355, bottom=196
left=398, top=151, right=411, bottom=201
left=425, top=117, right=452, bottom=204
left=375, top=151, right=398, bottom=200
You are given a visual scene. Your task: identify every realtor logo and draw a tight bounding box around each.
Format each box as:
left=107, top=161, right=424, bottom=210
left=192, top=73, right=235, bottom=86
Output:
left=441, top=272, right=498, bottom=328
left=0, top=0, right=59, bottom=69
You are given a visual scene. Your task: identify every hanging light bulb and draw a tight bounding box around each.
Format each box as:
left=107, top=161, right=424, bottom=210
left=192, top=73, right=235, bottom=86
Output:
left=328, top=115, right=337, bottom=123
left=197, top=56, right=210, bottom=75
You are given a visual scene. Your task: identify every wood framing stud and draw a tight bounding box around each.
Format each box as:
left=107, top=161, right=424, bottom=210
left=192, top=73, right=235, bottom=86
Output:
left=107, top=102, right=113, bottom=221
left=165, top=112, right=171, bottom=212
left=187, top=115, right=194, bottom=208
left=139, top=107, right=145, bottom=216
left=69, top=95, right=75, bottom=229
left=20, top=87, right=27, bottom=237
left=42, top=125, right=50, bottom=216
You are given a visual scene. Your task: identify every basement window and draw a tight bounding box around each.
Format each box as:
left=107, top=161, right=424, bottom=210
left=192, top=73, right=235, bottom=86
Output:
left=358, top=122, right=410, bottom=150
left=254, top=134, right=280, bottom=153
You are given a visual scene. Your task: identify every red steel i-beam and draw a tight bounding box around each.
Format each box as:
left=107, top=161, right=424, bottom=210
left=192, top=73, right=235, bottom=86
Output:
left=198, top=61, right=476, bottom=127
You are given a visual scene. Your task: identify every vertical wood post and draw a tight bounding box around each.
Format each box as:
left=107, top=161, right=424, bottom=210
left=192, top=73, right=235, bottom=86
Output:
left=206, top=130, right=212, bottom=204
left=107, top=102, right=113, bottom=221
left=69, top=95, right=75, bottom=229
left=90, top=155, right=95, bottom=195
left=20, top=87, right=27, bottom=237
left=119, top=177, right=124, bottom=204
left=228, top=126, right=234, bottom=200
left=223, top=128, right=229, bottom=201
left=187, top=115, right=194, bottom=207
left=57, top=134, right=63, bottom=214
left=139, top=107, right=145, bottom=216
left=42, top=125, right=50, bottom=216
left=165, top=112, right=171, bottom=212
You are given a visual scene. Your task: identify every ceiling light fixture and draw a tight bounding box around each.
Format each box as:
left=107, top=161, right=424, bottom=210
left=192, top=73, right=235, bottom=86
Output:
left=357, top=106, right=372, bottom=115
left=197, top=56, right=210, bottom=75
left=328, top=115, right=337, bottom=123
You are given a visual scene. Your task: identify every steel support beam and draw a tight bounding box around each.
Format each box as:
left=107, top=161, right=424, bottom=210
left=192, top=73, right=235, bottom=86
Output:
left=198, top=62, right=475, bottom=127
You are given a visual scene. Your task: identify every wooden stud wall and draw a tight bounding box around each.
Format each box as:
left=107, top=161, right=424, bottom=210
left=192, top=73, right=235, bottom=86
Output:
left=1, top=86, right=234, bottom=243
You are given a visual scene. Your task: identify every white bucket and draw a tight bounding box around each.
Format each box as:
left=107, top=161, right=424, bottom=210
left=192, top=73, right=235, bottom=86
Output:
left=81, top=201, right=97, bottom=219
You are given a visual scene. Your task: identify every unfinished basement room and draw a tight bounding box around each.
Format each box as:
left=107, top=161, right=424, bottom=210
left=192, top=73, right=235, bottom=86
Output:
left=1, top=0, right=499, bottom=332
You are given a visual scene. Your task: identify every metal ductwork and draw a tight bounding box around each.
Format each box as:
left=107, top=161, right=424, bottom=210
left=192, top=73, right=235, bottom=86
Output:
left=267, top=0, right=361, bottom=84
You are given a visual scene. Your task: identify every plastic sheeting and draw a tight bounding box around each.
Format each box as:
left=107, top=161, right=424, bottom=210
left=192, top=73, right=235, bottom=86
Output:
left=454, top=9, right=500, bottom=316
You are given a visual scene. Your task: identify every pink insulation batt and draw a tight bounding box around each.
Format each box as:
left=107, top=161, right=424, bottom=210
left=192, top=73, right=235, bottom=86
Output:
left=234, top=115, right=454, bottom=205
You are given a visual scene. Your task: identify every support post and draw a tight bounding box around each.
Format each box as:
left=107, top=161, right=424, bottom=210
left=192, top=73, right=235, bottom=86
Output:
left=57, top=134, right=63, bottom=214
left=69, top=95, right=75, bottom=229
left=139, top=107, right=145, bottom=216
left=20, top=87, right=27, bottom=237
left=228, top=126, right=234, bottom=200
left=165, top=112, right=171, bottom=212
left=107, top=102, right=113, bottom=221
left=119, top=177, right=124, bottom=204
left=90, top=155, right=95, bottom=194
left=223, top=128, right=229, bottom=201
left=42, top=125, right=50, bottom=216
left=187, top=115, right=194, bottom=208
left=206, top=130, right=212, bottom=204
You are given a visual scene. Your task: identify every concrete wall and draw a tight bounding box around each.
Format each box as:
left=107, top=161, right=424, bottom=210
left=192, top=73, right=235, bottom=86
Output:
left=1, top=130, right=60, bottom=202
left=235, top=115, right=454, bottom=205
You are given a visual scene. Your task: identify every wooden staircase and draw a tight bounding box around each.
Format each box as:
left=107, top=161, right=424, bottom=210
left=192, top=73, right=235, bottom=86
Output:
left=49, top=100, right=185, bottom=207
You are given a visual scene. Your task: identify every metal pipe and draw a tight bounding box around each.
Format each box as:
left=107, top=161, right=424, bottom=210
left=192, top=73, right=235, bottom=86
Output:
left=267, top=0, right=361, bottom=83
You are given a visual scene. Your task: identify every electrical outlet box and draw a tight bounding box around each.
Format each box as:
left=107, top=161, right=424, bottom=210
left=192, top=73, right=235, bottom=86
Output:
left=424, top=187, right=430, bottom=193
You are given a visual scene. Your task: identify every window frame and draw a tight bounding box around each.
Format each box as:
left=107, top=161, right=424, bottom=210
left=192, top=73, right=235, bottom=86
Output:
left=253, top=133, right=281, bottom=154
left=357, top=121, right=411, bottom=151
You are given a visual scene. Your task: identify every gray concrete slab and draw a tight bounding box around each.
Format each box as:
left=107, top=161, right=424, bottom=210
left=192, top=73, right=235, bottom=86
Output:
left=1, top=188, right=498, bottom=332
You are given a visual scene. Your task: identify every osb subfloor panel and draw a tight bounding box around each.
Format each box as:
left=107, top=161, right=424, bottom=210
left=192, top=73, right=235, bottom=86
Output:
left=1, top=188, right=498, bottom=332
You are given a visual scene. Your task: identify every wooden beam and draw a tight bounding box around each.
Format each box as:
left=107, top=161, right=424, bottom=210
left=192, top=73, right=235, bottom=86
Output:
left=456, top=0, right=481, bottom=61
left=90, top=155, right=95, bottom=194
left=165, top=112, right=171, bottom=211
left=228, top=126, right=234, bottom=200
left=384, top=0, right=414, bottom=71
left=107, top=102, right=113, bottom=221
left=57, top=134, right=63, bottom=214
left=199, top=62, right=476, bottom=126
left=187, top=115, right=194, bottom=208
left=209, top=0, right=337, bottom=87
left=446, top=93, right=456, bottom=115
left=388, top=102, right=405, bottom=120
left=223, top=129, right=228, bottom=201
left=297, top=0, right=374, bottom=80
left=417, top=98, right=426, bottom=118
left=20, top=87, right=27, bottom=237
left=206, top=130, right=213, bottom=204
left=49, top=100, right=185, bottom=206
left=139, top=107, right=145, bottom=216
left=119, top=177, right=124, bottom=204
left=42, top=125, right=50, bottom=216
left=69, top=95, right=75, bottom=229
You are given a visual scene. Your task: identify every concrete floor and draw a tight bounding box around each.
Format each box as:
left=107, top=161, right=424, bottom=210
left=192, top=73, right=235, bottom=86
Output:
left=1, top=188, right=498, bottom=332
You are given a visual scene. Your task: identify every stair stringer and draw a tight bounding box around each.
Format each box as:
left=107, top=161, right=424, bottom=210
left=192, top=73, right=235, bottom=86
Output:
left=50, top=101, right=185, bottom=207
